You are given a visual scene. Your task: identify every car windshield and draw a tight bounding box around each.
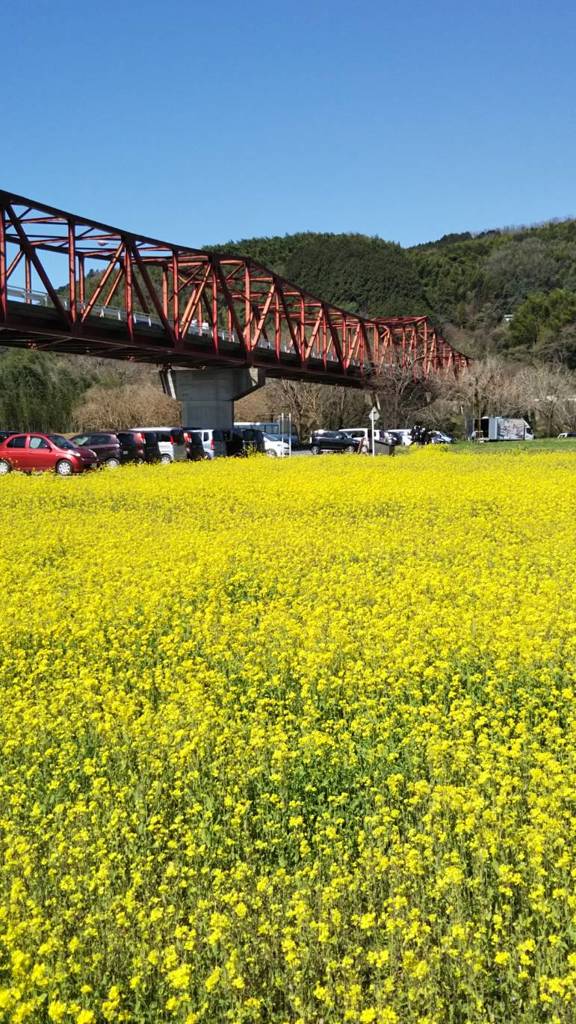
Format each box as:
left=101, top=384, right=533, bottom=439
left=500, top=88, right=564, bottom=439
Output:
left=48, top=435, right=76, bottom=450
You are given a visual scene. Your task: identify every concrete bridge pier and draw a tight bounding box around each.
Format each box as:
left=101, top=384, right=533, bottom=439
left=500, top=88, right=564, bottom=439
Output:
left=161, top=366, right=265, bottom=430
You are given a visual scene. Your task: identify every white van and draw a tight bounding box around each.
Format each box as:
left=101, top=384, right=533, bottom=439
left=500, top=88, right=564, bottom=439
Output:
left=134, top=427, right=188, bottom=463
left=340, top=427, right=370, bottom=444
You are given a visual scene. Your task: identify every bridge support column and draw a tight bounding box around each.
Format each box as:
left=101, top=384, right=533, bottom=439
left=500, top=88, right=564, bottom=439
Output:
left=165, top=366, right=265, bottom=430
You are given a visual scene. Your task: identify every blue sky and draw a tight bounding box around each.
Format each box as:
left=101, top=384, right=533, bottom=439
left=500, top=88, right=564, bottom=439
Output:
left=3, top=0, right=575, bottom=247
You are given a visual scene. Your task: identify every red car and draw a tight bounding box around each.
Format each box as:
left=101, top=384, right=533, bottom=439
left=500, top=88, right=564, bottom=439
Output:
left=0, top=433, right=98, bottom=476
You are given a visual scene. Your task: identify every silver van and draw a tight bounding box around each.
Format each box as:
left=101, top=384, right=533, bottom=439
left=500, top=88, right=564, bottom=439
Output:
left=187, top=429, right=228, bottom=459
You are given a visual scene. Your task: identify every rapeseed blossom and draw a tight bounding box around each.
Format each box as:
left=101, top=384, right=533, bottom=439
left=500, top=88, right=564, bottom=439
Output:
left=1, top=449, right=576, bottom=1021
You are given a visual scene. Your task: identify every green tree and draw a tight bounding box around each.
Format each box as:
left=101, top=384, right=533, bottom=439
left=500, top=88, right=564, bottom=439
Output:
left=482, top=238, right=561, bottom=309
left=0, top=350, right=90, bottom=431
left=507, top=290, right=576, bottom=365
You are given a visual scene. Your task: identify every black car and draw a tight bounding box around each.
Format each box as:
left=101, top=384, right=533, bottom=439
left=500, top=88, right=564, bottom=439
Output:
left=234, top=427, right=266, bottom=455
left=116, top=430, right=161, bottom=464
left=310, top=431, right=360, bottom=454
left=184, top=431, right=207, bottom=461
left=224, top=428, right=266, bottom=457
left=70, top=432, right=122, bottom=468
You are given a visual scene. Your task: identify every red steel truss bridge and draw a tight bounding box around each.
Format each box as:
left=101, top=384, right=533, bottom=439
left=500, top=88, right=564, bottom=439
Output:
left=0, top=191, right=469, bottom=388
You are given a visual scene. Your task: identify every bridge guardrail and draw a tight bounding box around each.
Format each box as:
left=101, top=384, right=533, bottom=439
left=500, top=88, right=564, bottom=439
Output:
left=5, top=285, right=343, bottom=362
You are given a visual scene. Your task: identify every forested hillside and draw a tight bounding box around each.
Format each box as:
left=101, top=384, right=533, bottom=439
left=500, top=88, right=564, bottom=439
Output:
left=410, top=220, right=576, bottom=321
left=213, top=233, right=430, bottom=318
left=217, top=219, right=576, bottom=364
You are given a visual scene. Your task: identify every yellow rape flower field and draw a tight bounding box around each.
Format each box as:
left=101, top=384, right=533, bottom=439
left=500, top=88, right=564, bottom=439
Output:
left=2, top=448, right=576, bottom=1024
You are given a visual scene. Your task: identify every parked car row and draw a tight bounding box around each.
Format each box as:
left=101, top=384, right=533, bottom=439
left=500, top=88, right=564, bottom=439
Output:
left=0, top=428, right=206, bottom=476
left=309, top=429, right=402, bottom=453
left=307, top=426, right=455, bottom=454
left=0, top=421, right=457, bottom=475
left=0, top=424, right=291, bottom=476
left=196, top=427, right=288, bottom=458
left=71, top=429, right=197, bottom=466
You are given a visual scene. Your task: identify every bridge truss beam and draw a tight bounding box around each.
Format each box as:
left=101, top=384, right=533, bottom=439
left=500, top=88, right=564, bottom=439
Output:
left=0, top=191, right=469, bottom=388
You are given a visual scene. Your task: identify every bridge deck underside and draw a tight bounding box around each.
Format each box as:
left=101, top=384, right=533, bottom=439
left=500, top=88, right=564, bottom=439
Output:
left=0, top=304, right=367, bottom=388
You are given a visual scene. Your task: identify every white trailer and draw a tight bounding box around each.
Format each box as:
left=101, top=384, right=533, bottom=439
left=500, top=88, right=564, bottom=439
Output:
left=480, top=417, right=534, bottom=441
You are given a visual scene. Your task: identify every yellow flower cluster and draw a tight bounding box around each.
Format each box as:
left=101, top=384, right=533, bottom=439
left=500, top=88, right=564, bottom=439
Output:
left=1, top=449, right=576, bottom=1022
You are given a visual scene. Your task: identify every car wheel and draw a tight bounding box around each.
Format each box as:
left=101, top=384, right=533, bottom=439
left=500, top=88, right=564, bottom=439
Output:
left=160, top=453, right=172, bottom=464
left=105, top=457, right=120, bottom=469
left=266, top=450, right=277, bottom=457
left=311, top=445, right=320, bottom=455
left=0, top=459, right=11, bottom=475
left=55, top=460, right=73, bottom=477
left=345, top=445, right=355, bottom=453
